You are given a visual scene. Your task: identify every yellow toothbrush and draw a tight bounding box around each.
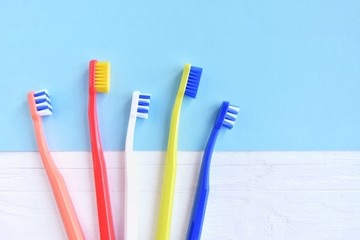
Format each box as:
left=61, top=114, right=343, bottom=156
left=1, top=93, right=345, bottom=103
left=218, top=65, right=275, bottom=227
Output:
left=156, top=64, right=203, bottom=240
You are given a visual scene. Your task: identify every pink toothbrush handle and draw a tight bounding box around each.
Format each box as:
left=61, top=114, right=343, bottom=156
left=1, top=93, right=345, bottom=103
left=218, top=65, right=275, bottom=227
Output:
left=31, top=115, right=85, bottom=240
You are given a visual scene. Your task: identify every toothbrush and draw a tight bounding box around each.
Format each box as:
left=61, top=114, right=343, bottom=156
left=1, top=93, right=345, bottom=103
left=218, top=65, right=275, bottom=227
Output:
left=88, top=59, right=115, bottom=240
left=156, top=64, right=203, bottom=240
left=27, top=90, right=85, bottom=240
left=186, top=101, right=240, bottom=240
left=124, top=91, right=151, bottom=240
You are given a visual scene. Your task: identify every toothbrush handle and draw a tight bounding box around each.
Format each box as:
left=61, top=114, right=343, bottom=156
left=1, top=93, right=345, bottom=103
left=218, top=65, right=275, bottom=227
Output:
left=157, top=65, right=190, bottom=240
left=32, top=118, right=85, bottom=240
left=88, top=91, right=115, bottom=240
left=187, top=128, right=219, bottom=240
left=157, top=149, right=177, bottom=240
left=125, top=114, right=138, bottom=240
left=156, top=98, right=183, bottom=240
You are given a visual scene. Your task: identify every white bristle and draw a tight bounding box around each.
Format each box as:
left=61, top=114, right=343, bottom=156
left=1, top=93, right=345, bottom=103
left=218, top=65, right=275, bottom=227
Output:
left=139, top=96, right=151, bottom=102
left=136, top=113, right=149, bottom=119
left=223, top=119, right=235, bottom=126
left=222, top=103, right=240, bottom=129
left=228, top=105, right=240, bottom=113
left=226, top=112, right=238, bottom=119
left=34, top=90, right=52, bottom=116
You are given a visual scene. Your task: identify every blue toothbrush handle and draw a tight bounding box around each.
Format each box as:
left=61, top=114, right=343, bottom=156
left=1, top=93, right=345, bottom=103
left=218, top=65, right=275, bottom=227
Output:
left=187, top=127, right=219, bottom=240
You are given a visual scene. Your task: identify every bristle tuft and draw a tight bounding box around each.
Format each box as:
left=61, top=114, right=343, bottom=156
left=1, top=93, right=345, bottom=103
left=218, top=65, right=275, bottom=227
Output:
left=222, top=104, right=239, bottom=129
left=136, top=93, right=151, bottom=119
left=34, top=90, right=52, bottom=116
left=95, top=61, right=110, bottom=93
left=185, top=66, right=202, bottom=98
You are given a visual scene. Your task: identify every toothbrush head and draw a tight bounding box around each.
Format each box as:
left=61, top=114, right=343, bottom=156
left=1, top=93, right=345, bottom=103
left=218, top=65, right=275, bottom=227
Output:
left=215, top=101, right=240, bottom=130
left=184, top=64, right=202, bottom=99
left=89, top=60, right=110, bottom=93
left=135, top=91, right=151, bottom=119
left=27, top=89, right=53, bottom=118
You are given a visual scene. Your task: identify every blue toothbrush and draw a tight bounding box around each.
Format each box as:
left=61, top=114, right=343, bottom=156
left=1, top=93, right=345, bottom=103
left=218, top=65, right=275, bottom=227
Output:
left=186, top=101, right=240, bottom=240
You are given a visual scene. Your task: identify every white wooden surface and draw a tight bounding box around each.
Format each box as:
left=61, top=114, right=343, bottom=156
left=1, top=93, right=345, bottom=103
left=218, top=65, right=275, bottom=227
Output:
left=0, top=152, right=359, bottom=240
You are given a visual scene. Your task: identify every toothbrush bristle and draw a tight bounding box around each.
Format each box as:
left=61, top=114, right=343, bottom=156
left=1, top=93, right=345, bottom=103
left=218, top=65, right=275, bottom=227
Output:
left=34, top=90, right=52, bottom=116
left=222, top=104, right=239, bottom=129
left=94, top=61, right=110, bottom=93
left=184, top=66, right=202, bottom=98
left=137, top=93, right=151, bottom=119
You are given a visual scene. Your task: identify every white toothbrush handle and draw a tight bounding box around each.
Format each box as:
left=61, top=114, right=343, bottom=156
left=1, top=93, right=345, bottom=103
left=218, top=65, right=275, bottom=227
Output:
left=125, top=148, right=137, bottom=240
left=125, top=95, right=138, bottom=240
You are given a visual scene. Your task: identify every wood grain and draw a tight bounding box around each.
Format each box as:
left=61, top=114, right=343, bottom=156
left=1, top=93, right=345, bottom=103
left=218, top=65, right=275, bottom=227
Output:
left=0, top=152, right=359, bottom=240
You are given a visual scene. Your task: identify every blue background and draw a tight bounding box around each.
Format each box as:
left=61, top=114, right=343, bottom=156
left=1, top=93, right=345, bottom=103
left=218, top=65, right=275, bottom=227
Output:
left=1, top=0, right=359, bottom=151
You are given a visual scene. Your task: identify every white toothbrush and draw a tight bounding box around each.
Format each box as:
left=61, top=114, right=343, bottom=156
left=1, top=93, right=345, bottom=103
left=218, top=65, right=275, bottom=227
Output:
left=124, top=91, right=151, bottom=240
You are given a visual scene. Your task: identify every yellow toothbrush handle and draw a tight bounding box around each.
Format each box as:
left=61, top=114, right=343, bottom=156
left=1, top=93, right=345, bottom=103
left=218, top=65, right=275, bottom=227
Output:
left=156, top=64, right=191, bottom=240
left=156, top=147, right=177, bottom=240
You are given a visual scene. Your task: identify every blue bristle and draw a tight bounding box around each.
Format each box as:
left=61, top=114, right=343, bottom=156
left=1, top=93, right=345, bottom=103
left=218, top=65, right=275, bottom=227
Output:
left=135, top=92, right=151, bottom=119
left=185, top=66, right=202, bottom=98
left=35, top=98, right=50, bottom=105
left=138, top=100, right=150, bottom=106
left=34, top=90, right=50, bottom=99
left=36, top=105, right=53, bottom=112
left=33, top=90, right=52, bottom=116
left=139, top=94, right=151, bottom=99
left=225, top=114, right=236, bottom=121
left=223, top=121, right=234, bottom=129
left=137, top=108, right=149, bottom=114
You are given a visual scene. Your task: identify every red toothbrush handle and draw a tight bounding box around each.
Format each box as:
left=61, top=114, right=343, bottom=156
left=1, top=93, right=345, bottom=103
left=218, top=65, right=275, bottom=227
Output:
left=88, top=89, right=115, bottom=240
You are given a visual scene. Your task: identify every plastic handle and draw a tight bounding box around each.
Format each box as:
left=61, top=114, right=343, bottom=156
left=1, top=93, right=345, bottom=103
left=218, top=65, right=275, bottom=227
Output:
left=124, top=92, right=139, bottom=240
left=88, top=89, right=115, bottom=240
left=186, top=127, right=219, bottom=240
left=28, top=93, right=85, bottom=240
left=156, top=65, right=191, bottom=240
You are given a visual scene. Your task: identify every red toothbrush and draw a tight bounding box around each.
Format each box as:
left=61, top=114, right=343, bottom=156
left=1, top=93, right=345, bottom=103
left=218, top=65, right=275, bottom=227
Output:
left=88, top=59, right=115, bottom=240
